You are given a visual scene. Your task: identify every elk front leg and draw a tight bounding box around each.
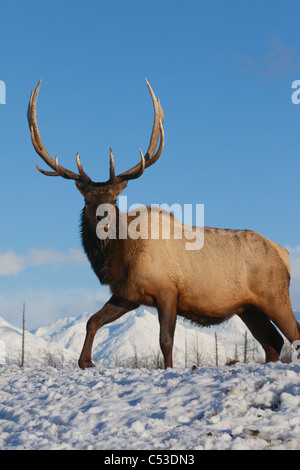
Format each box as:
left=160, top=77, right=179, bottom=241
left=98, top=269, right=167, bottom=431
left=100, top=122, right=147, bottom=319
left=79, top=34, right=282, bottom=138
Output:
left=78, top=295, right=138, bottom=369
left=157, top=296, right=177, bottom=369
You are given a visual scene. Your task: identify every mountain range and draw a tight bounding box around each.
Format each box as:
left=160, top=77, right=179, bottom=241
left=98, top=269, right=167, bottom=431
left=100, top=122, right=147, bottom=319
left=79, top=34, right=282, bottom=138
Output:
left=1, top=307, right=299, bottom=369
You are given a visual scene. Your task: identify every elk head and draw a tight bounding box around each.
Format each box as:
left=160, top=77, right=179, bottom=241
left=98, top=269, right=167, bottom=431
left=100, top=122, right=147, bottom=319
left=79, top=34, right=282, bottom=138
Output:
left=27, top=79, right=165, bottom=232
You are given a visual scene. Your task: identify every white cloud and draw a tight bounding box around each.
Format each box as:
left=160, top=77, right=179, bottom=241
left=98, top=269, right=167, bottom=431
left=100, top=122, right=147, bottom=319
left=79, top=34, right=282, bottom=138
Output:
left=27, top=248, right=88, bottom=268
left=0, top=248, right=88, bottom=276
left=235, top=36, right=300, bottom=81
left=0, top=251, right=26, bottom=276
left=0, top=287, right=110, bottom=330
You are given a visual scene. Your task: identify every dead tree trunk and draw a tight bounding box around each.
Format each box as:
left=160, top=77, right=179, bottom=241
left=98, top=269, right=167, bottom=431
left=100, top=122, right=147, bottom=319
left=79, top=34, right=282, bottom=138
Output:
left=21, top=302, right=25, bottom=367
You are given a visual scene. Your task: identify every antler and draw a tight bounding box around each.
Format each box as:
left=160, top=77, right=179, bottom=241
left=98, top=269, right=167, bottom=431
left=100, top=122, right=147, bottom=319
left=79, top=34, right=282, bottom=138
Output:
left=111, top=78, right=165, bottom=182
left=27, top=78, right=164, bottom=185
left=27, top=79, right=91, bottom=183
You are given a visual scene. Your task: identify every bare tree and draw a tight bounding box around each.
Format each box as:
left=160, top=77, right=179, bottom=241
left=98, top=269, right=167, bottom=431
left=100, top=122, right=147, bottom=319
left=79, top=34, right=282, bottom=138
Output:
left=21, top=302, right=25, bottom=367
left=191, top=332, right=204, bottom=367
left=215, top=333, right=219, bottom=366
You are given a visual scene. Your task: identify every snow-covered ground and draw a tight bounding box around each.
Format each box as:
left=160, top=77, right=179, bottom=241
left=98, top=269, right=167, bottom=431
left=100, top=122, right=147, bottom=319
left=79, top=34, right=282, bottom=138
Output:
left=1, top=309, right=299, bottom=450
left=1, top=362, right=300, bottom=450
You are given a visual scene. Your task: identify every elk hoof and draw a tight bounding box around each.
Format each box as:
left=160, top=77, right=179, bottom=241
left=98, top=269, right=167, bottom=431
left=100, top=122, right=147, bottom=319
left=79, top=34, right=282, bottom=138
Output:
left=78, top=358, right=96, bottom=369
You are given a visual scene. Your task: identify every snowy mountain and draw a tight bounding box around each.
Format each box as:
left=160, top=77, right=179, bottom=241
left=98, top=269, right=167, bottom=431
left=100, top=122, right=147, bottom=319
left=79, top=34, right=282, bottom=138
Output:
left=1, top=308, right=299, bottom=369
left=0, top=305, right=275, bottom=368
left=0, top=316, right=78, bottom=368
left=35, top=307, right=229, bottom=368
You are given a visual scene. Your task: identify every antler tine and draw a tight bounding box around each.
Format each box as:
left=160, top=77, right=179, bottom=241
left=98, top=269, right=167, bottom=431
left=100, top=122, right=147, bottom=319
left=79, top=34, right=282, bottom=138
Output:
left=109, top=147, right=145, bottom=183
left=116, top=79, right=164, bottom=182
left=27, top=79, right=58, bottom=175
left=76, top=153, right=91, bottom=183
left=123, top=149, right=145, bottom=181
left=144, top=118, right=164, bottom=169
left=36, top=163, right=58, bottom=176
left=27, top=79, right=90, bottom=182
left=144, top=78, right=164, bottom=163
left=109, top=148, right=116, bottom=181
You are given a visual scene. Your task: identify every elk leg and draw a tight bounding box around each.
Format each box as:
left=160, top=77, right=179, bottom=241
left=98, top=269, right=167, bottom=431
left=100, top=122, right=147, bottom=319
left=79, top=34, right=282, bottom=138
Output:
left=157, top=297, right=177, bottom=369
left=262, top=299, right=300, bottom=354
left=238, top=306, right=284, bottom=362
left=78, top=295, right=138, bottom=369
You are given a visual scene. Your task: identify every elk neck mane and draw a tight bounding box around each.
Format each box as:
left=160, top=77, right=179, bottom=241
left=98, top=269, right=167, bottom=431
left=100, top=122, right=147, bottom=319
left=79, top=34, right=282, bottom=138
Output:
left=79, top=206, right=140, bottom=287
left=80, top=207, right=112, bottom=285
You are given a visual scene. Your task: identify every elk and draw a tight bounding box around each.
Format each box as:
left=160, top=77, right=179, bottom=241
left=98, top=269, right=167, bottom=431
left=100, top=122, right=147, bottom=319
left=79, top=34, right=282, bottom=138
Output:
left=27, top=79, right=300, bottom=369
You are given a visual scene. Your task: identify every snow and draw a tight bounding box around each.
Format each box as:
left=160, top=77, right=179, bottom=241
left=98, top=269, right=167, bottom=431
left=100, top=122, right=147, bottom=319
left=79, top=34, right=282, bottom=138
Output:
left=1, top=309, right=300, bottom=450
left=0, top=362, right=300, bottom=450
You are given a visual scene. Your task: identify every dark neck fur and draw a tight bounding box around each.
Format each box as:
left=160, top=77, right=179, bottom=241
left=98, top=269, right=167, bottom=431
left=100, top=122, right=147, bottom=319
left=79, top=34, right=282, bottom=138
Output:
left=80, top=208, right=111, bottom=284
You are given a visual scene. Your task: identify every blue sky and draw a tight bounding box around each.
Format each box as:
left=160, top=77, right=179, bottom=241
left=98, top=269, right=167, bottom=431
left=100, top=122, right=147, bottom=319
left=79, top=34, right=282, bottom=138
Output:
left=1, top=0, right=300, bottom=329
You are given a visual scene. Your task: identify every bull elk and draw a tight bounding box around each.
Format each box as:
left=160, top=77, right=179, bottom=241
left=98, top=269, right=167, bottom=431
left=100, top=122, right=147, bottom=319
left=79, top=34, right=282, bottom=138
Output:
left=27, top=79, right=300, bottom=369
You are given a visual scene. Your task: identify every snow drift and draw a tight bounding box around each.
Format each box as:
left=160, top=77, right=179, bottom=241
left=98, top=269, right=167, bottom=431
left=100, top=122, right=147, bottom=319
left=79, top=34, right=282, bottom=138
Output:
left=0, top=362, right=300, bottom=450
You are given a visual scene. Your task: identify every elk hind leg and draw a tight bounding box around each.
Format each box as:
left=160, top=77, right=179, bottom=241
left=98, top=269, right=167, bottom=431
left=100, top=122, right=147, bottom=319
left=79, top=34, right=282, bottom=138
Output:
left=238, top=305, right=284, bottom=362
left=262, top=298, right=300, bottom=355
left=78, top=295, right=138, bottom=369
